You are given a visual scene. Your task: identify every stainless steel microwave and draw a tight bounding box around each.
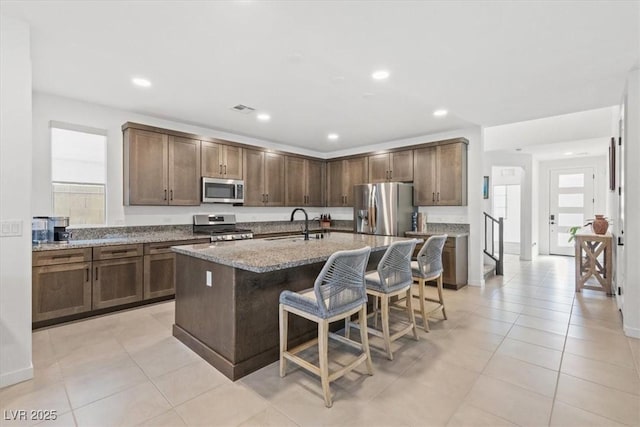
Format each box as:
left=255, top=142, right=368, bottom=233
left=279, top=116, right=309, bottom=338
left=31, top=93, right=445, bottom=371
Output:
left=202, top=177, right=244, bottom=204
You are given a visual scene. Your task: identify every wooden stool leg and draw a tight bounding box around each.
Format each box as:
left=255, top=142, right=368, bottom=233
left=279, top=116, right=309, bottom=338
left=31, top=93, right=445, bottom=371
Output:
left=359, top=305, right=374, bottom=375
left=437, top=275, right=447, bottom=320
left=373, top=295, right=379, bottom=329
left=345, top=317, right=351, bottom=340
left=318, top=320, right=332, bottom=407
left=418, top=278, right=429, bottom=331
left=279, top=304, right=288, bottom=377
left=406, top=287, right=418, bottom=340
left=381, top=295, right=393, bottom=360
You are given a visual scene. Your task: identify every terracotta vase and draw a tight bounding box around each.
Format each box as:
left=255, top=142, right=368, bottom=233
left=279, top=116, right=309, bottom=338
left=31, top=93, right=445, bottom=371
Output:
left=592, top=215, right=609, bottom=235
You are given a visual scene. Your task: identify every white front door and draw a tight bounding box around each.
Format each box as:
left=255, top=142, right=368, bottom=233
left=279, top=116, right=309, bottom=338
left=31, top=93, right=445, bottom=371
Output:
left=549, top=168, right=595, bottom=256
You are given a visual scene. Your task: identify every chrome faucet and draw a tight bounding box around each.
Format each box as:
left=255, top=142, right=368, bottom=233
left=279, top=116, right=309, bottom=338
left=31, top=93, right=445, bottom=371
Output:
left=290, top=208, right=310, bottom=241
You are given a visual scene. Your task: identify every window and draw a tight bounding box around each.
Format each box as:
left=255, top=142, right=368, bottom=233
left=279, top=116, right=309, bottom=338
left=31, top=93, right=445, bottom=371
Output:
left=51, top=122, right=107, bottom=225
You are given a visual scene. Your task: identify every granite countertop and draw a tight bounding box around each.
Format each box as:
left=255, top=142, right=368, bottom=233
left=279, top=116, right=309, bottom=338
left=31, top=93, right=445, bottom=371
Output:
left=172, top=232, right=419, bottom=273
left=32, top=232, right=210, bottom=251
left=405, top=231, right=469, bottom=238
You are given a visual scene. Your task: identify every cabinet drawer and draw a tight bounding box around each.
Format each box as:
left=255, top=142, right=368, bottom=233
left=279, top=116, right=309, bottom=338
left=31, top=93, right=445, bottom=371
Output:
left=93, top=244, right=143, bottom=260
left=33, top=248, right=92, bottom=267
left=144, top=239, right=204, bottom=255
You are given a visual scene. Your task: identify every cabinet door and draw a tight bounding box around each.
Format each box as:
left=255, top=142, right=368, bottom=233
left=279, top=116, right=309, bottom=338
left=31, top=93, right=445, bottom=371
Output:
left=223, top=145, right=243, bottom=179
left=413, top=147, right=437, bottom=206
left=144, top=253, right=175, bottom=299
left=326, top=160, right=344, bottom=207
left=343, top=157, right=368, bottom=206
left=201, top=141, right=223, bottom=178
left=437, top=143, right=466, bottom=206
left=126, top=129, right=168, bottom=205
left=243, top=149, right=265, bottom=206
left=441, top=245, right=456, bottom=285
left=33, top=262, right=92, bottom=322
left=264, top=152, right=285, bottom=206
left=306, top=159, right=325, bottom=206
left=93, top=258, right=143, bottom=309
left=285, top=156, right=306, bottom=206
left=390, top=150, right=414, bottom=182
left=168, top=136, right=201, bottom=206
left=368, top=153, right=390, bottom=183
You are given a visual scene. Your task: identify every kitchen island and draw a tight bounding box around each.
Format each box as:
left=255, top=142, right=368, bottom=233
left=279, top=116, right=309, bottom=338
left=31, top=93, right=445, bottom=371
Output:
left=171, top=232, right=414, bottom=380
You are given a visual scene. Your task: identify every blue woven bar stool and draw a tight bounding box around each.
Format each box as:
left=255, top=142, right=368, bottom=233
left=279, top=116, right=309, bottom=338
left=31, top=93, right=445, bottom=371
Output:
left=349, top=239, right=419, bottom=361
left=411, top=234, right=448, bottom=331
left=279, top=246, right=373, bottom=408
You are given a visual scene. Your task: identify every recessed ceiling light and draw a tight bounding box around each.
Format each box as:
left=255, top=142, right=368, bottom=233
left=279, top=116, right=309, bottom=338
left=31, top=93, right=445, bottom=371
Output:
left=327, top=133, right=339, bottom=141
left=433, top=109, right=448, bottom=117
left=371, top=70, right=390, bottom=80
left=515, top=148, right=522, bottom=152
left=564, top=152, right=574, bottom=156
left=257, top=113, right=271, bottom=122
left=132, top=77, right=151, bottom=88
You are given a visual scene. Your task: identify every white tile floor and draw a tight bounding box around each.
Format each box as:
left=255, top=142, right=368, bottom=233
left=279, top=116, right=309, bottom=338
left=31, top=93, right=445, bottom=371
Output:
left=2, top=255, right=639, bottom=426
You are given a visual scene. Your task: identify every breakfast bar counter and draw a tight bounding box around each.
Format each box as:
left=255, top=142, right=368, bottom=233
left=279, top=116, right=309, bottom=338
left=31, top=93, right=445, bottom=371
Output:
left=171, top=232, right=413, bottom=380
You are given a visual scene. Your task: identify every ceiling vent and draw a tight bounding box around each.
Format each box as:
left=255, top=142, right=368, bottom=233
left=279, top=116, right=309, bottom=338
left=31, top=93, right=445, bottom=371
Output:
left=230, top=104, right=255, bottom=114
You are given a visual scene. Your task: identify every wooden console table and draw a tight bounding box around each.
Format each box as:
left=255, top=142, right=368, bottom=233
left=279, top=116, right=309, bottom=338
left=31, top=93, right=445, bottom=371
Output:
left=574, top=231, right=613, bottom=295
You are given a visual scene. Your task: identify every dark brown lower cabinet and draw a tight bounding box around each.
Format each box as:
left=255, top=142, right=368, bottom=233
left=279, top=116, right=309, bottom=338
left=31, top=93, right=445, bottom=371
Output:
left=93, top=257, right=143, bottom=309
left=408, top=233, right=468, bottom=289
left=32, top=262, right=92, bottom=322
left=144, top=253, right=176, bottom=299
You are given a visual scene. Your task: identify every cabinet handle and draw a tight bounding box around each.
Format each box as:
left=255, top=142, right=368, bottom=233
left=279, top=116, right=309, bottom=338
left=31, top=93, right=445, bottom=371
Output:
left=52, top=255, right=71, bottom=259
left=266, top=194, right=269, bottom=203
left=219, top=164, right=222, bottom=174
left=389, top=170, right=392, bottom=180
left=95, top=267, right=98, bottom=281
left=437, top=192, right=440, bottom=202
left=170, top=189, right=173, bottom=201
left=164, top=189, right=167, bottom=201
left=224, top=165, right=227, bottom=175
left=432, top=192, right=435, bottom=202
left=86, top=268, right=89, bottom=282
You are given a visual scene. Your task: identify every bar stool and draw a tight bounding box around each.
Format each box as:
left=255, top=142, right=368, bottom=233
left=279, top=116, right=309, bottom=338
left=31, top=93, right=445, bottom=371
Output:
left=411, top=234, right=448, bottom=331
left=350, top=239, right=419, bottom=361
left=279, top=246, right=373, bottom=408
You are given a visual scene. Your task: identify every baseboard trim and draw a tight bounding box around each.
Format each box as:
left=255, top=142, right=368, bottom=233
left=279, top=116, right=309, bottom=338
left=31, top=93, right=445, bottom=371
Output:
left=623, top=325, right=640, bottom=339
left=468, top=278, right=485, bottom=287
left=0, top=364, right=33, bottom=388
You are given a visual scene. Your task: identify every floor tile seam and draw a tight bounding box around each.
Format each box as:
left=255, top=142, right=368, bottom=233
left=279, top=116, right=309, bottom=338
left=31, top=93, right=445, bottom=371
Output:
left=455, top=402, right=525, bottom=427
left=561, top=346, right=639, bottom=371
left=557, top=369, right=640, bottom=397
left=511, top=322, right=569, bottom=337
left=504, top=333, right=564, bottom=352
left=63, top=376, right=148, bottom=413
left=550, top=399, right=635, bottom=427
left=547, top=289, right=576, bottom=425
left=516, top=311, right=571, bottom=323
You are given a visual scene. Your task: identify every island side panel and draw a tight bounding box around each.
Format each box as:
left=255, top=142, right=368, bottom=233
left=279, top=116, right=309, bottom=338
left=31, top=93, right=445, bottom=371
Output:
left=174, top=253, right=236, bottom=362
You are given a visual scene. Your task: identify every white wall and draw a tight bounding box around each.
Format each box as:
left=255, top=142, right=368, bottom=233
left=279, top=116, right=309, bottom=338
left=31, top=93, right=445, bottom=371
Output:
left=537, top=156, right=608, bottom=255
left=620, top=68, right=640, bottom=338
left=32, top=93, right=485, bottom=286
left=482, top=151, right=537, bottom=261
left=0, top=15, right=33, bottom=387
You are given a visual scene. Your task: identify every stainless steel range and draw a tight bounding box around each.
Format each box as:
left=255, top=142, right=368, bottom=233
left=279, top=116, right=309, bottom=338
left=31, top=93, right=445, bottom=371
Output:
left=192, top=214, right=253, bottom=242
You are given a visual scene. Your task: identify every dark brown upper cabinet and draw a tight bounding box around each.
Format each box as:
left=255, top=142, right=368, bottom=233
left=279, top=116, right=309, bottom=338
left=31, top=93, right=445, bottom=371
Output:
left=413, top=142, right=467, bottom=206
left=201, top=141, right=243, bottom=179
left=124, top=128, right=201, bottom=206
left=285, top=157, right=326, bottom=207
left=243, top=149, right=285, bottom=206
left=327, top=157, right=368, bottom=207
left=368, top=150, right=414, bottom=183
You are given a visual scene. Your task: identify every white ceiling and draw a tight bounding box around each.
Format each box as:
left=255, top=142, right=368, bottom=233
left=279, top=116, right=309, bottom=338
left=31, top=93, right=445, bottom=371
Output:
left=2, top=1, right=639, bottom=152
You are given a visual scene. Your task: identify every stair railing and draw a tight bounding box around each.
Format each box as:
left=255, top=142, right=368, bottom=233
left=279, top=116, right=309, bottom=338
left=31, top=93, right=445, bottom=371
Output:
left=483, top=212, right=504, bottom=275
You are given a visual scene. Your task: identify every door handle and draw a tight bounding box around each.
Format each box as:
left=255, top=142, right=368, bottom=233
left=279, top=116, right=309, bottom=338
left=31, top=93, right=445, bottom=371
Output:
left=432, top=192, right=435, bottom=202
left=437, top=192, right=440, bottom=202
left=219, top=164, right=222, bottom=174
left=170, top=189, right=173, bottom=201
left=164, top=189, right=167, bottom=201
left=86, top=268, right=90, bottom=282
left=389, top=170, right=392, bottom=180
left=224, top=165, right=227, bottom=175
left=95, top=267, right=98, bottom=281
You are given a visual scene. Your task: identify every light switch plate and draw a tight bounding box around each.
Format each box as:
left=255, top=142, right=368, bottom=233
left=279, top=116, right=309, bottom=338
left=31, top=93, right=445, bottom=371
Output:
left=206, top=271, right=212, bottom=287
left=0, top=220, right=22, bottom=237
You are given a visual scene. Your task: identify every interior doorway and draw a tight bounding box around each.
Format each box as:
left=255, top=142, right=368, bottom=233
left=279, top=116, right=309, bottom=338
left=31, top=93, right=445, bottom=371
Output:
left=549, top=167, right=595, bottom=256
left=491, top=166, right=523, bottom=255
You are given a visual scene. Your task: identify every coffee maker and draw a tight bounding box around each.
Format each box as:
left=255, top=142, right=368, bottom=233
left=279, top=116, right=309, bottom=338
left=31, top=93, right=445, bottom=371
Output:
left=48, top=216, right=71, bottom=242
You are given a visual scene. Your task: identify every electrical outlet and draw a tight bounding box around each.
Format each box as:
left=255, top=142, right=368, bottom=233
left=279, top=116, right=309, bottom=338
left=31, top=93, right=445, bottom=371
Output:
left=206, top=271, right=212, bottom=287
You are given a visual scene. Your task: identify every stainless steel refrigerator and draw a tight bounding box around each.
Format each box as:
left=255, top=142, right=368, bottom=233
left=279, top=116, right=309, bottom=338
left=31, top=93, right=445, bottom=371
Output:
left=353, top=183, right=414, bottom=236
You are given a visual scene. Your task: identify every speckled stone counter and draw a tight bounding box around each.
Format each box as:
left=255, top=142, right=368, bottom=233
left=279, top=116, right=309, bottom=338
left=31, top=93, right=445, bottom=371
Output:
left=405, top=231, right=469, bottom=238
left=172, top=232, right=412, bottom=273
left=172, top=232, right=417, bottom=380
left=32, top=232, right=210, bottom=251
